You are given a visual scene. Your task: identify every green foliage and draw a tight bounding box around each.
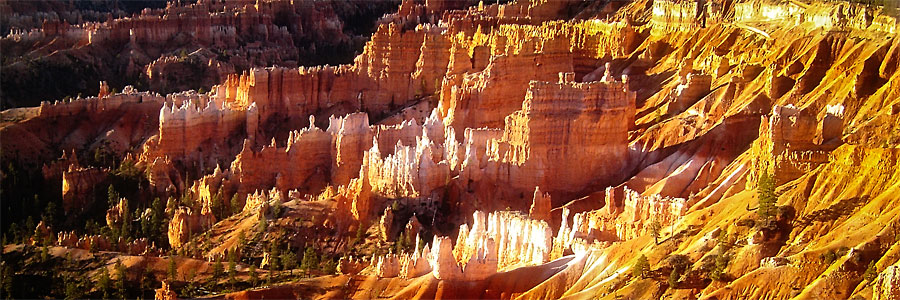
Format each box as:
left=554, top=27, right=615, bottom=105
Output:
left=271, top=200, right=282, bottom=218
left=321, top=257, right=338, bottom=275
left=248, top=265, right=258, bottom=287
left=395, top=232, right=407, bottom=253
left=650, top=220, right=662, bottom=243
left=632, top=255, right=649, bottom=279
left=237, top=231, right=247, bottom=247
left=717, top=230, right=733, bottom=252
left=350, top=224, right=367, bottom=248
left=210, top=190, right=224, bottom=220
left=668, top=255, right=690, bottom=271
left=301, top=246, right=319, bottom=271
left=819, top=247, right=849, bottom=265
left=667, top=268, right=680, bottom=287
left=212, top=257, right=224, bottom=283
left=258, top=214, right=268, bottom=233
left=268, top=242, right=281, bottom=271
left=864, top=260, right=878, bottom=282
left=97, top=266, right=111, bottom=299
left=757, top=172, right=777, bottom=218
left=64, top=277, right=83, bottom=300
left=41, top=201, right=58, bottom=229
left=114, top=259, right=126, bottom=299
left=2, top=263, right=14, bottom=298
left=40, top=245, right=49, bottom=263
left=282, top=250, right=298, bottom=275
left=168, top=258, right=178, bottom=281
left=709, top=254, right=730, bottom=281
left=108, top=185, right=119, bottom=206
left=227, top=253, right=237, bottom=286
left=231, top=194, right=241, bottom=216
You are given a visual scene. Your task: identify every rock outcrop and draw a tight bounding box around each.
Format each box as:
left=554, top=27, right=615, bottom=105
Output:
left=167, top=207, right=215, bottom=249
left=464, top=73, right=635, bottom=196
left=61, top=165, right=107, bottom=214
left=874, top=262, right=900, bottom=300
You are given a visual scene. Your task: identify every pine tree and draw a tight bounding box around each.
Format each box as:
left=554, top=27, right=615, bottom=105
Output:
left=248, top=265, right=258, bottom=287
left=64, top=277, right=82, bottom=300
left=167, top=257, right=178, bottom=281
left=231, top=194, right=241, bottom=216
left=632, top=255, right=649, bottom=278
left=1, top=263, right=13, bottom=298
left=301, top=246, right=319, bottom=272
left=282, top=250, right=297, bottom=275
left=212, top=257, right=224, bottom=285
left=114, top=260, right=126, bottom=299
left=150, top=197, right=164, bottom=242
left=227, top=251, right=237, bottom=286
left=650, top=220, right=662, bottom=244
left=97, top=266, right=111, bottom=299
left=258, top=214, right=268, bottom=233
left=757, top=172, right=777, bottom=218
left=108, top=185, right=120, bottom=206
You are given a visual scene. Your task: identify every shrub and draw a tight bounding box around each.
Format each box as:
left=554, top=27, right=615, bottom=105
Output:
left=864, top=260, right=878, bottom=282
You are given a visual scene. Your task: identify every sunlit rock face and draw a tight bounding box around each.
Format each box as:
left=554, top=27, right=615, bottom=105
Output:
left=752, top=104, right=844, bottom=185
left=464, top=73, right=635, bottom=196
left=874, top=262, right=900, bottom=300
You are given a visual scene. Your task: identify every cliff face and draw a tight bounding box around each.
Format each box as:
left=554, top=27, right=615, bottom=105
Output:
left=463, top=74, right=634, bottom=197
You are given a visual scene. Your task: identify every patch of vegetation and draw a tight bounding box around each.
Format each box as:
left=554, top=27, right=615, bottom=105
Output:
left=632, top=255, right=649, bottom=279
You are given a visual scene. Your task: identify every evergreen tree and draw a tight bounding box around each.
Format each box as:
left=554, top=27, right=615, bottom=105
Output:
left=248, top=265, right=258, bottom=287
left=212, top=257, right=224, bottom=284
left=271, top=200, right=282, bottom=218
left=231, top=194, right=241, bottom=216
left=228, top=259, right=237, bottom=287
left=42, top=201, right=58, bottom=228
left=301, top=247, right=319, bottom=271
left=632, top=255, right=649, bottom=278
left=108, top=185, right=119, bottom=206
left=114, top=260, right=126, bottom=298
left=757, top=172, right=777, bottom=218
left=321, top=258, right=337, bottom=275
left=120, top=207, right=132, bottom=241
left=650, top=220, right=662, bottom=244
left=2, top=263, right=14, bottom=298
left=228, top=254, right=237, bottom=287
left=97, top=266, right=111, bottom=299
left=64, top=277, right=82, bottom=300
left=710, top=254, right=730, bottom=281
left=167, top=257, right=178, bottom=281
left=258, top=214, right=268, bottom=233
left=282, top=250, right=297, bottom=275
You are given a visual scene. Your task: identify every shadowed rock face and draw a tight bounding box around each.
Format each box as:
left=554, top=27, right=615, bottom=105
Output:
left=2, top=0, right=900, bottom=299
left=0, top=0, right=401, bottom=108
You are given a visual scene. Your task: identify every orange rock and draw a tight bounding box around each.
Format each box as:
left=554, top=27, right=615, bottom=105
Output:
left=529, top=186, right=552, bottom=222
left=155, top=281, right=178, bottom=300
left=61, top=165, right=107, bottom=214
